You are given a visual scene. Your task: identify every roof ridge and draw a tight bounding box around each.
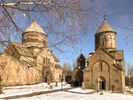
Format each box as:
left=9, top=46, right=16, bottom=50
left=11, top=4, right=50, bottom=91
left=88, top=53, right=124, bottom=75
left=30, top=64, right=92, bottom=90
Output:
left=11, top=42, right=33, bottom=57
left=97, top=46, right=115, bottom=59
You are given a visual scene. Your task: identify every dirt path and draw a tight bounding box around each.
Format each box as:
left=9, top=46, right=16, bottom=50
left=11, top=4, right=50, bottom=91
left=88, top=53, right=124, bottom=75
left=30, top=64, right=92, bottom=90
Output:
left=0, top=88, right=72, bottom=100
left=64, top=89, right=96, bottom=94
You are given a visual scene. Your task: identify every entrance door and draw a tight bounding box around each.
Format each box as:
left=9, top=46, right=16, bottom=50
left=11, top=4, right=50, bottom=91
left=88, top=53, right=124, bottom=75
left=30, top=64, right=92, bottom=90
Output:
left=44, top=77, right=47, bottom=82
left=99, top=76, right=106, bottom=90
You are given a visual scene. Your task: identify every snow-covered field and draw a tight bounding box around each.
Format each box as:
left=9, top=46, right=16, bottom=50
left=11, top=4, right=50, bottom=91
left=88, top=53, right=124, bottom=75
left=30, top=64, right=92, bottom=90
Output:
left=15, top=89, right=133, bottom=100
left=126, top=86, right=133, bottom=92
left=0, top=83, right=132, bottom=100
left=0, top=82, right=70, bottom=98
left=23, top=92, right=132, bottom=100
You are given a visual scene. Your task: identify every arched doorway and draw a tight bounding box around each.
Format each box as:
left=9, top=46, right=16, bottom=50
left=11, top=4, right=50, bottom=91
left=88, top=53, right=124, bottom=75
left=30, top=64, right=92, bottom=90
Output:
left=99, top=76, right=106, bottom=90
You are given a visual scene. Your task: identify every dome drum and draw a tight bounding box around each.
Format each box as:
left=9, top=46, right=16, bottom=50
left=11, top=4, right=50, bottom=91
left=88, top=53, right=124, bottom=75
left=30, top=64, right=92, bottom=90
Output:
left=22, top=21, right=48, bottom=48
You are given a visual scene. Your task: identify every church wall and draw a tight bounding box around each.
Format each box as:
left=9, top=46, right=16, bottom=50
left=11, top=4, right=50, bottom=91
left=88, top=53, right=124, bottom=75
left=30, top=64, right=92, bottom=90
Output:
left=121, top=71, right=125, bottom=92
left=110, top=66, right=125, bottom=92
left=0, top=53, right=46, bottom=86
left=82, top=70, right=90, bottom=89
left=91, top=61, right=110, bottom=90
left=36, top=48, right=63, bottom=83
left=83, top=52, right=98, bottom=89
left=97, top=50, right=124, bottom=92
left=53, top=68, right=62, bottom=82
left=27, top=67, right=42, bottom=84
left=83, top=48, right=125, bottom=92
left=0, top=54, right=29, bottom=86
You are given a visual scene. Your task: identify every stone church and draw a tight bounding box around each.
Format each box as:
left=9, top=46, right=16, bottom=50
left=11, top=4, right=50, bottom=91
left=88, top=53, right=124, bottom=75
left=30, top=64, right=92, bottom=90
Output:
left=0, top=21, right=62, bottom=86
left=82, top=19, right=125, bottom=92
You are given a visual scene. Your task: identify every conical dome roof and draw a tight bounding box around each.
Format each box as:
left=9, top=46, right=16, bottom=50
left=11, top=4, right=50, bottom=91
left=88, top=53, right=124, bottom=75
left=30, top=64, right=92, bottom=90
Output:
left=23, top=21, right=47, bottom=35
left=96, top=19, right=116, bottom=34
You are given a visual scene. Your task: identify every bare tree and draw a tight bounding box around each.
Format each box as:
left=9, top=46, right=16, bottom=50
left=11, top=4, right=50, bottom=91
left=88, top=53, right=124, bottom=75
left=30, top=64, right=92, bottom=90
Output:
left=125, top=63, right=133, bottom=86
left=62, top=62, right=72, bottom=83
left=0, top=0, right=99, bottom=52
left=0, top=1, right=100, bottom=87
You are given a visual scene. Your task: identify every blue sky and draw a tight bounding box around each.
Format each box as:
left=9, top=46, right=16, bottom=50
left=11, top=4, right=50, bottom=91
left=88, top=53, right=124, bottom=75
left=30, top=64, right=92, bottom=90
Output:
left=51, top=0, right=133, bottom=66
left=8, top=0, right=133, bottom=67
left=95, top=0, right=133, bottom=65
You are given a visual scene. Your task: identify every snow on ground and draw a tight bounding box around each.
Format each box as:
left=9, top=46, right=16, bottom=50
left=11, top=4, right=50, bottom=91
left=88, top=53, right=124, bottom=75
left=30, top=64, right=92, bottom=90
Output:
left=67, top=87, right=95, bottom=93
left=126, top=86, right=133, bottom=92
left=15, top=90, right=133, bottom=100
left=0, top=83, right=132, bottom=100
left=0, top=82, right=70, bottom=98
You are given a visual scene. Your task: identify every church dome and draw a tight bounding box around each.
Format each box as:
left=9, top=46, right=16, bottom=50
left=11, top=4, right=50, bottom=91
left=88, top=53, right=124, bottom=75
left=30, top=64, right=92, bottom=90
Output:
left=23, top=21, right=47, bottom=35
left=22, top=21, right=47, bottom=48
left=95, top=19, right=116, bottom=51
left=96, top=19, right=116, bottom=34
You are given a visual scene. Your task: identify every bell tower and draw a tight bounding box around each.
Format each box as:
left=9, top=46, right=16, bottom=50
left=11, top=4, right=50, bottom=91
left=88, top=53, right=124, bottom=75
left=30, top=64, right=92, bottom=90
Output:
left=95, top=18, right=116, bottom=51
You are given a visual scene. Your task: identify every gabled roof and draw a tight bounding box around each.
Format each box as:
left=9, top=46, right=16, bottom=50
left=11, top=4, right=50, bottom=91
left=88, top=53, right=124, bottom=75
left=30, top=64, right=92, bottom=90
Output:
left=9, top=42, right=33, bottom=57
left=113, top=64, right=124, bottom=71
left=87, top=46, right=115, bottom=61
left=52, top=53, right=60, bottom=62
left=89, top=47, right=124, bottom=71
left=96, top=19, right=116, bottom=34
left=99, top=46, right=115, bottom=59
left=23, top=21, right=47, bottom=35
left=77, top=53, right=85, bottom=60
left=55, top=64, right=62, bottom=69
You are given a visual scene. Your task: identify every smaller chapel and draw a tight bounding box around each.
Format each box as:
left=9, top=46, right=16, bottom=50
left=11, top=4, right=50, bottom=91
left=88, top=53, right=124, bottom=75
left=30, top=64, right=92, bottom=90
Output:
left=0, top=21, right=62, bottom=86
left=82, top=19, right=125, bottom=92
left=71, top=54, right=86, bottom=87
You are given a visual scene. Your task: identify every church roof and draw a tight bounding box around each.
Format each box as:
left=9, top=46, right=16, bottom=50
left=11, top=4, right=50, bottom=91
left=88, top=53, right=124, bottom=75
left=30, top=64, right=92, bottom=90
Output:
left=96, top=19, right=116, bottom=34
left=55, top=64, right=62, bottom=69
left=99, top=46, right=115, bottom=59
left=23, top=21, right=47, bottom=35
left=10, top=42, right=33, bottom=57
left=52, top=52, right=60, bottom=62
left=77, top=53, right=85, bottom=60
